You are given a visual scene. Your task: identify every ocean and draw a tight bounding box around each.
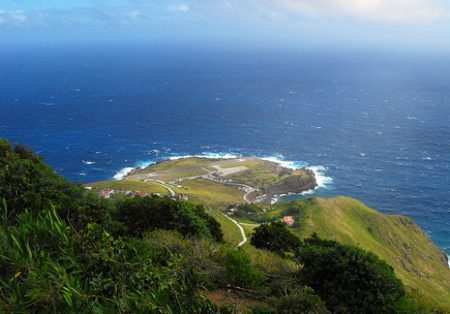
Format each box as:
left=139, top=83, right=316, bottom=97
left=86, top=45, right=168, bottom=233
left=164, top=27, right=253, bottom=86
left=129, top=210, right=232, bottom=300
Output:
left=1, top=43, right=449, bottom=256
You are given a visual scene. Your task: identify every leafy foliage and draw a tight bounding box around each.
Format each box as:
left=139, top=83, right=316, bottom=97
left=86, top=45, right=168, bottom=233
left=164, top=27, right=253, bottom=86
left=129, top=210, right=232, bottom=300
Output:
left=0, top=137, right=110, bottom=230
left=267, top=286, right=329, bottom=314
left=250, top=221, right=300, bottom=256
left=222, top=249, right=266, bottom=290
left=115, top=196, right=223, bottom=241
left=0, top=200, right=227, bottom=313
left=2, top=138, right=445, bottom=313
left=295, top=233, right=407, bottom=313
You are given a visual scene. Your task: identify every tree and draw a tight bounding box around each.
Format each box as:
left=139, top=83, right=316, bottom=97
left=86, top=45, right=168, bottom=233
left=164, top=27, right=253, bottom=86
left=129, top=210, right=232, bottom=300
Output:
left=115, top=197, right=223, bottom=241
left=295, top=233, right=406, bottom=313
left=0, top=137, right=109, bottom=229
left=250, top=221, right=300, bottom=256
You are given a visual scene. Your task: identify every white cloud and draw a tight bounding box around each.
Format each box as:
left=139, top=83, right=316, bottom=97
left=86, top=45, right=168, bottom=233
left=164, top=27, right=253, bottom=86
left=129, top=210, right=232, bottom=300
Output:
left=166, top=5, right=189, bottom=13
left=280, top=0, right=445, bottom=22
left=0, top=9, right=29, bottom=27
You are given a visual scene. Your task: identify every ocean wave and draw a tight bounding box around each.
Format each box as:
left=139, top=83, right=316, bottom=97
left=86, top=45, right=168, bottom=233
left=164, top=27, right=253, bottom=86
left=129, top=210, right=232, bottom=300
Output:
left=169, top=152, right=241, bottom=160
left=309, top=165, right=333, bottom=189
left=113, top=167, right=135, bottom=180
left=112, top=153, right=333, bottom=192
left=260, top=155, right=332, bottom=190
left=260, top=155, right=308, bottom=169
left=113, top=161, right=155, bottom=180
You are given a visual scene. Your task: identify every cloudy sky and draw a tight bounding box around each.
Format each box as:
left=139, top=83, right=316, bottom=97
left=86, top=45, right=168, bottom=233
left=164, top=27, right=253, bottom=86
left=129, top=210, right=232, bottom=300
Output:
left=1, top=0, right=450, bottom=49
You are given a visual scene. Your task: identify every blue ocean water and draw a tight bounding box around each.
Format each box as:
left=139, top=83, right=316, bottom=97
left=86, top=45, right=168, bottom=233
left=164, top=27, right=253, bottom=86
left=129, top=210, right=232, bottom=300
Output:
left=1, top=43, right=449, bottom=256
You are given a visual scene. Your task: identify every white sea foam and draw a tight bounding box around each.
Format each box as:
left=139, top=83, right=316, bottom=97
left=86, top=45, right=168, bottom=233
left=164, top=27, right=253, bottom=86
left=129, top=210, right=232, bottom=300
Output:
left=260, top=155, right=308, bottom=169
left=260, top=155, right=333, bottom=204
left=113, top=167, right=135, bottom=180
left=112, top=153, right=333, bottom=193
left=260, top=155, right=332, bottom=190
left=113, top=161, right=155, bottom=180
left=169, top=152, right=241, bottom=160
left=309, top=165, right=333, bottom=189
left=137, top=161, right=155, bottom=168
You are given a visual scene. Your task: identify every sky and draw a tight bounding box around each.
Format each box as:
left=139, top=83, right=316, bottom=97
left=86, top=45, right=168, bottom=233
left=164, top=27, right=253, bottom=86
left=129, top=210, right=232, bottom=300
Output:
left=1, top=0, right=450, bottom=50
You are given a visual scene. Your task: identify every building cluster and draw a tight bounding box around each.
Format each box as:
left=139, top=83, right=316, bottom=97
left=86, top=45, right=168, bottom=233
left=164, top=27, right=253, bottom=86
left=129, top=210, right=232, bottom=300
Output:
left=86, top=187, right=187, bottom=201
left=176, top=193, right=189, bottom=201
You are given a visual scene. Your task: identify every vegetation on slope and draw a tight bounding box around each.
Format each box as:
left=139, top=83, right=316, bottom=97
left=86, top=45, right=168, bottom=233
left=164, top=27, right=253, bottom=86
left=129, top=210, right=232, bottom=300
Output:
left=1, top=137, right=449, bottom=313
left=240, top=197, right=450, bottom=309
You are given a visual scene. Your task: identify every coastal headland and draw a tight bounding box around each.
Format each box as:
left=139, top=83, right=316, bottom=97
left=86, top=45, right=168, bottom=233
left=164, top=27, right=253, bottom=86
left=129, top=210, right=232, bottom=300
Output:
left=89, top=157, right=317, bottom=204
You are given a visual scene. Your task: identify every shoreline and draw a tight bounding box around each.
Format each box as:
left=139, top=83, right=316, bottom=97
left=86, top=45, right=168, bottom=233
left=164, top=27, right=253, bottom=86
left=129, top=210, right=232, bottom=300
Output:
left=115, top=154, right=332, bottom=191
left=115, top=155, right=325, bottom=205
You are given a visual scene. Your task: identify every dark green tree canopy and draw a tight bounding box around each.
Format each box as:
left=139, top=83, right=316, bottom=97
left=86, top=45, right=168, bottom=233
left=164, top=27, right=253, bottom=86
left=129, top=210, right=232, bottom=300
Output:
left=295, top=233, right=406, bottom=313
left=250, top=221, right=300, bottom=256
left=115, top=196, right=223, bottom=242
left=0, top=137, right=110, bottom=229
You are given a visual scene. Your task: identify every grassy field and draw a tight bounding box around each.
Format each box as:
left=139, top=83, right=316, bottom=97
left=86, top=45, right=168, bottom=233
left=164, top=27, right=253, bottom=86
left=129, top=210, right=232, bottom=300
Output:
left=219, top=159, right=259, bottom=169
left=214, top=213, right=244, bottom=246
left=176, top=179, right=244, bottom=205
left=139, top=157, right=226, bottom=174
left=86, top=180, right=171, bottom=195
left=153, top=169, right=209, bottom=181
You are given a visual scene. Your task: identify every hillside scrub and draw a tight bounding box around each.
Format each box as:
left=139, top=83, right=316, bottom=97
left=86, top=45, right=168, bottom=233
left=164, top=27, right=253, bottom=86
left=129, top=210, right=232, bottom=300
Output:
left=1, top=138, right=449, bottom=313
left=250, top=221, right=300, bottom=257
left=295, top=233, right=410, bottom=313
left=0, top=201, right=227, bottom=313
left=115, top=196, right=224, bottom=242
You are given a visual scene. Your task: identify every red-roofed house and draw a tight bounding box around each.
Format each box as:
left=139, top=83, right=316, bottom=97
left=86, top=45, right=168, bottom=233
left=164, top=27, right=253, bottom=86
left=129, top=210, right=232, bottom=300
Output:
left=282, top=216, right=295, bottom=226
left=134, top=191, right=148, bottom=197
left=99, top=193, right=110, bottom=199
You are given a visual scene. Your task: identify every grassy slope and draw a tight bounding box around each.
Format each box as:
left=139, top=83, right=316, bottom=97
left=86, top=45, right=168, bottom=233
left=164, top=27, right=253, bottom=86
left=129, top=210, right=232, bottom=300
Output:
left=285, top=196, right=450, bottom=305
left=220, top=160, right=260, bottom=169
left=154, top=169, right=209, bottom=181
left=87, top=180, right=171, bottom=195
left=225, top=160, right=311, bottom=190
left=179, top=179, right=243, bottom=205
left=139, top=158, right=225, bottom=174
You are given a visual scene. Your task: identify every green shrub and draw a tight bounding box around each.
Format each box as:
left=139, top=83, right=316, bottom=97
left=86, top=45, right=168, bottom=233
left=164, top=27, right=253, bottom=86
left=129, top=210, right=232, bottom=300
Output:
left=267, top=286, right=329, bottom=314
left=295, top=233, right=406, bottom=313
left=0, top=200, right=227, bottom=313
left=222, top=249, right=265, bottom=289
left=250, top=221, right=300, bottom=257
left=115, top=197, right=223, bottom=242
left=0, top=137, right=110, bottom=230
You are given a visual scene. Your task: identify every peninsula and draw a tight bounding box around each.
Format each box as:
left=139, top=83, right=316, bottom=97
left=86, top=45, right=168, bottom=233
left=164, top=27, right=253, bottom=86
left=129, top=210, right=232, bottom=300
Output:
left=88, top=157, right=317, bottom=204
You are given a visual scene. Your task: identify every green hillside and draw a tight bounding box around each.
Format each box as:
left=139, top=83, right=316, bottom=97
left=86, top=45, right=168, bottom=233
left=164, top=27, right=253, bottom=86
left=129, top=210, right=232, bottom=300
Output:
left=273, top=197, right=450, bottom=305
left=2, top=137, right=449, bottom=312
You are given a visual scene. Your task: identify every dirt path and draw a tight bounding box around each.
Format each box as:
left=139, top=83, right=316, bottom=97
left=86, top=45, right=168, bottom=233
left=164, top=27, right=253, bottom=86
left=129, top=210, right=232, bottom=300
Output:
left=144, top=179, right=176, bottom=197
left=221, top=213, right=247, bottom=247
left=221, top=214, right=261, bottom=247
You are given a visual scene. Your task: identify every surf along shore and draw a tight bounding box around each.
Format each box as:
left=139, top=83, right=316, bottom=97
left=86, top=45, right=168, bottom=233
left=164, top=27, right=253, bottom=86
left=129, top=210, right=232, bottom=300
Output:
left=122, top=156, right=317, bottom=204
